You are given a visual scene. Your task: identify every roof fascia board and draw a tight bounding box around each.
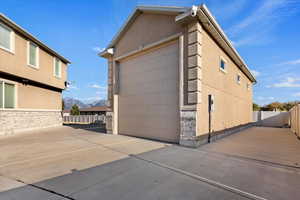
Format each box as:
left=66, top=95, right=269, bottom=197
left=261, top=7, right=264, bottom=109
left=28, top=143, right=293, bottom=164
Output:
left=137, top=5, right=188, bottom=13
left=0, top=13, right=71, bottom=64
left=106, top=8, right=141, bottom=49
left=198, top=5, right=256, bottom=83
left=103, top=6, right=188, bottom=52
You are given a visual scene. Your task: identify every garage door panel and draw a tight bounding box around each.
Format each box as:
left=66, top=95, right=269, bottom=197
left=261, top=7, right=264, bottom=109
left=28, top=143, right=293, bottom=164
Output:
left=120, top=66, right=177, bottom=94
left=120, top=78, right=178, bottom=98
left=119, top=107, right=178, bottom=120
left=118, top=41, right=179, bottom=142
left=119, top=90, right=178, bottom=105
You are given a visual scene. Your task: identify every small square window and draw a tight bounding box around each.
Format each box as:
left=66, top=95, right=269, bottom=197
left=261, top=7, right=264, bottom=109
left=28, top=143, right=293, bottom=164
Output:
left=28, top=42, right=39, bottom=68
left=219, top=57, right=227, bottom=73
left=0, top=81, right=16, bottom=109
left=237, top=74, right=241, bottom=84
left=54, top=58, right=61, bottom=78
left=0, top=22, right=14, bottom=53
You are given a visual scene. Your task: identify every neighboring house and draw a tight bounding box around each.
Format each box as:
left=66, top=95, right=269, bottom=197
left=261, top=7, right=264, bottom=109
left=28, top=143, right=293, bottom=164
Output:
left=79, top=106, right=107, bottom=115
left=0, top=13, right=70, bottom=135
left=62, top=106, right=107, bottom=116
left=99, top=5, right=256, bottom=147
left=62, top=109, right=70, bottom=117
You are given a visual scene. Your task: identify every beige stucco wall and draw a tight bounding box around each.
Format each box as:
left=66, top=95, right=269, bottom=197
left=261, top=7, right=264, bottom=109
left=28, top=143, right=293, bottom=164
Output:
left=197, top=28, right=253, bottom=135
left=111, top=13, right=185, bottom=108
left=0, top=77, right=61, bottom=110
left=0, top=31, right=67, bottom=90
left=114, top=13, right=183, bottom=57
left=17, top=82, right=62, bottom=110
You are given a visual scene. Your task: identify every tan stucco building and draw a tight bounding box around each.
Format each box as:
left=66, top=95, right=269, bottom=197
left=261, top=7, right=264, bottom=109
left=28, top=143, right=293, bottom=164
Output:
left=100, top=5, right=256, bottom=147
left=0, top=13, right=70, bottom=135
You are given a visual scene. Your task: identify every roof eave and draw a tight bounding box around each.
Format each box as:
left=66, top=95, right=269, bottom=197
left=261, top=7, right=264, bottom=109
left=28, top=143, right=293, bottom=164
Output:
left=0, top=13, right=71, bottom=64
left=102, top=6, right=189, bottom=52
left=197, top=5, right=256, bottom=83
left=98, top=5, right=256, bottom=84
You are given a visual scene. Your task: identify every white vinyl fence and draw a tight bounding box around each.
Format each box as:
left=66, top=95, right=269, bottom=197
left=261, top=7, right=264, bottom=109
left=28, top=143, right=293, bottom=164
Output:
left=63, top=115, right=106, bottom=124
left=290, top=104, right=300, bottom=138
left=253, top=111, right=289, bottom=127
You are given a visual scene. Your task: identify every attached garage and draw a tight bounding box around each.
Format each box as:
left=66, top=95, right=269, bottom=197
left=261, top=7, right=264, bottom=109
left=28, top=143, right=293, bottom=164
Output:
left=118, top=41, right=180, bottom=142
left=100, top=5, right=256, bottom=147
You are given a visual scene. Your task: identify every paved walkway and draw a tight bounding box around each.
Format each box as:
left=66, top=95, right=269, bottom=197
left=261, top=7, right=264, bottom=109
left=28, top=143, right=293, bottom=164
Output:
left=0, top=126, right=299, bottom=200
left=201, top=126, right=300, bottom=168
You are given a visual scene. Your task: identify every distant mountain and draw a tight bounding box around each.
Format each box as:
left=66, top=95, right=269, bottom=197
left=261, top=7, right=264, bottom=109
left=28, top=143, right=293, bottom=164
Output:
left=63, top=97, right=107, bottom=110
left=90, top=99, right=107, bottom=107
left=63, top=97, right=88, bottom=109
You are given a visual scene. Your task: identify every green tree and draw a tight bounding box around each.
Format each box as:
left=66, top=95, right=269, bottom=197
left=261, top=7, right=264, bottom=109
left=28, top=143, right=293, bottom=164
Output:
left=282, top=101, right=299, bottom=111
left=70, top=104, right=80, bottom=115
left=253, top=103, right=260, bottom=111
left=263, top=102, right=284, bottom=111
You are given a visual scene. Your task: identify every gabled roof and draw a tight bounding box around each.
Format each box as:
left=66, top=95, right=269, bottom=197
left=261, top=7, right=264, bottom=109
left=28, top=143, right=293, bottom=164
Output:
left=99, top=6, right=189, bottom=57
left=0, top=13, right=71, bottom=64
left=107, top=6, right=189, bottom=50
left=99, top=4, right=256, bottom=83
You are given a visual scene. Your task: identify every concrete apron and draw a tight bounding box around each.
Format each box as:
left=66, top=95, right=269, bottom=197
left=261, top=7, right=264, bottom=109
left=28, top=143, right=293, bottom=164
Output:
left=0, top=126, right=169, bottom=192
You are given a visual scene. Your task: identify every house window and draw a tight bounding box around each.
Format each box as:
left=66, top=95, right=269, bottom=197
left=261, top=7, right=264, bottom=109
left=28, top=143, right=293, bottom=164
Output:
left=236, top=74, right=241, bottom=84
left=0, top=81, right=16, bottom=109
left=0, top=22, right=14, bottom=53
left=28, top=41, right=39, bottom=68
left=219, top=57, right=227, bottom=73
left=54, top=58, right=61, bottom=78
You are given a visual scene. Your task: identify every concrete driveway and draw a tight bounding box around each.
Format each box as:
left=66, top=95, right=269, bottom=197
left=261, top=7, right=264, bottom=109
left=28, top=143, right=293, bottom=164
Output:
left=0, top=126, right=299, bottom=200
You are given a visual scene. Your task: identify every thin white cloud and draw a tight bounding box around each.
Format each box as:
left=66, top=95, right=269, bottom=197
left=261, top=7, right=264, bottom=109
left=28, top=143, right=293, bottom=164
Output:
left=96, top=90, right=106, bottom=95
left=209, top=0, right=248, bottom=20
left=89, top=84, right=107, bottom=89
left=229, top=0, right=295, bottom=36
left=227, top=0, right=300, bottom=46
left=255, top=96, right=275, bottom=105
left=279, top=58, right=300, bottom=65
left=257, top=96, right=275, bottom=101
left=251, top=70, right=261, bottom=77
left=92, top=47, right=105, bottom=53
left=269, top=77, right=300, bottom=88
left=293, top=92, right=300, bottom=97
left=231, top=31, right=274, bottom=47
left=68, top=85, right=79, bottom=90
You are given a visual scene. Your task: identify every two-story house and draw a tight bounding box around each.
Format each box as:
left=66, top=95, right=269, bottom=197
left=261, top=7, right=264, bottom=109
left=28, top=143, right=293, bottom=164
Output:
left=100, top=5, right=256, bottom=147
left=0, top=13, right=70, bottom=135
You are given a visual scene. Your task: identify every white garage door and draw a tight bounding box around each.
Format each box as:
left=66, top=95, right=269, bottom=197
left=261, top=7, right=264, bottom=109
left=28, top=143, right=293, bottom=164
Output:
left=118, top=41, right=180, bottom=143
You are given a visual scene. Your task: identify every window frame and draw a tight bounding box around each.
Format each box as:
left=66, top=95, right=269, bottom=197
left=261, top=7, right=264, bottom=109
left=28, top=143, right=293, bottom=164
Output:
left=236, top=74, right=241, bottom=85
left=0, top=79, right=17, bottom=110
left=53, top=57, right=62, bottom=78
left=0, top=22, right=15, bottom=54
left=219, top=56, right=227, bottom=73
left=27, top=41, right=39, bottom=69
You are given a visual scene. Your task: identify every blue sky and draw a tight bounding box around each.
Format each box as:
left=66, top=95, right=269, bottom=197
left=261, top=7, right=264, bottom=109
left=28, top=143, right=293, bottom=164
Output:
left=1, top=0, right=300, bottom=105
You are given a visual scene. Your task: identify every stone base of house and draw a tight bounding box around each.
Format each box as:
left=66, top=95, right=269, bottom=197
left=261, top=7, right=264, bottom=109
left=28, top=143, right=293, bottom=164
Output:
left=180, top=122, right=255, bottom=148
left=105, top=111, right=113, bottom=134
left=0, top=110, right=62, bottom=136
